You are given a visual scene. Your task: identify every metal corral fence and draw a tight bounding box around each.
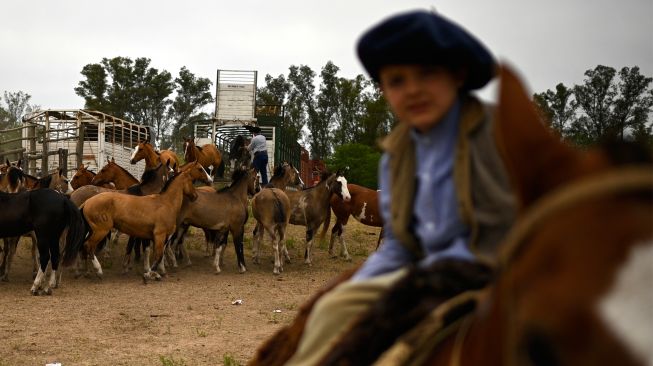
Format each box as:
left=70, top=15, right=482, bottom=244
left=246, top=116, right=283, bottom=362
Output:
left=0, top=110, right=150, bottom=179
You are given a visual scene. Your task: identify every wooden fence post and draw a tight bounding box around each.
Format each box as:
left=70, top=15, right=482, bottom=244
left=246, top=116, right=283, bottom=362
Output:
left=76, top=123, right=85, bottom=169
left=58, top=148, right=68, bottom=176
left=27, top=124, right=36, bottom=176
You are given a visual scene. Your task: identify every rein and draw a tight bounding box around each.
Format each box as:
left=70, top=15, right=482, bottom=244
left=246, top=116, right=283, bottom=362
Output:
left=499, top=166, right=653, bottom=267
left=498, top=166, right=653, bottom=366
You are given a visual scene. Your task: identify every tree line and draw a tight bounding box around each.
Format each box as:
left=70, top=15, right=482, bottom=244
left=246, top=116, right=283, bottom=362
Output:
left=2, top=60, right=650, bottom=189
left=533, top=65, right=653, bottom=147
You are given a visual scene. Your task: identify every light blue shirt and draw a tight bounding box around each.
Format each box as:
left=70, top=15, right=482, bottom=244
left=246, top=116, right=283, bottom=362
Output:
left=353, top=99, right=475, bottom=281
left=248, top=134, right=267, bottom=154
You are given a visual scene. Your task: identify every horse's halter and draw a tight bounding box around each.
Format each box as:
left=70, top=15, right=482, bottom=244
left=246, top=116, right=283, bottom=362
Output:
left=496, top=166, right=653, bottom=366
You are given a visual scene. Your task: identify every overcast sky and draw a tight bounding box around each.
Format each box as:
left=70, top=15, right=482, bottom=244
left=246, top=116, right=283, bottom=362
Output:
left=1, top=0, right=651, bottom=111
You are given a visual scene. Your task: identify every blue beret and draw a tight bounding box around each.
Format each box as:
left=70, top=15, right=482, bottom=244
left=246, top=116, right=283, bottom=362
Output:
left=357, top=10, right=495, bottom=90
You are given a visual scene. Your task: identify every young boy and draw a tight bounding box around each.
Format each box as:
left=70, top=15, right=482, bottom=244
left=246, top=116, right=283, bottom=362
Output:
left=286, top=10, right=516, bottom=365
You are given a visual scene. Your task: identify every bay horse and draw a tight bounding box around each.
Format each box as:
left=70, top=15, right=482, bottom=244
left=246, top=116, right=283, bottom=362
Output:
left=71, top=164, right=117, bottom=189
left=81, top=163, right=212, bottom=281
left=285, top=171, right=351, bottom=265
left=250, top=162, right=304, bottom=274
left=249, top=66, right=653, bottom=366
left=321, top=183, right=383, bottom=261
left=0, top=188, right=87, bottom=295
left=184, top=137, right=225, bottom=178
left=91, top=157, right=139, bottom=189
left=22, top=169, right=73, bottom=194
left=170, top=167, right=258, bottom=273
left=130, top=140, right=180, bottom=171
left=228, top=135, right=252, bottom=172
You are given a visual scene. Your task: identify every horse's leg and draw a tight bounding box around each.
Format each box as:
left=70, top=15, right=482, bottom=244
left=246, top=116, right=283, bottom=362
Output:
left=233, top=228, right=247, bottom=274
left=48, top=234, right=61, bottom=291
left=144, top=231, right=166, bottom=281
left=30, top=233, right=52, bottom=295
left=338, top=226, right=351, bottom=261
left=178, top=225, right=192, bottom=267
left=142, top=242, right=153, bottom=279
left=304, top=227, right=315, bottom=265
left=0, top=237, right=19, bottom=281
left=204, top=228, right=212, bottom=257
left=277, top=224, right=290, bottom=266
left=268, top=224, right=282, bottom=275
left=328, top=223, right=343, bottom=258
left=213, top=232, right=227, bottom=274
left=123, top=236, right=136, bottom=274
left=252, top=222, right=263, bottom=265
left=30, top=232, right=38, bottom=277
left=84, top=230, right=108, bottom=279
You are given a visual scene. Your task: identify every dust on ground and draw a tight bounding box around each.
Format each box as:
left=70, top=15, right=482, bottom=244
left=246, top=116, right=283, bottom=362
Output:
left=0, top=216, right=381, bottom=366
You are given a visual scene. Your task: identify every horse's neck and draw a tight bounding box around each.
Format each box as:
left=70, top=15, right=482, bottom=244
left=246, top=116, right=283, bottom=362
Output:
left=269, top=173, right=290, bottom=190
left=230, top=176, right=251, bottom=204
left=143, top=146, right=159, bottom=167
left=139, top=171, right=166, bottom=194
left=114, top=170, right=139, bottom=189
left=160, top=176, right=189, bottom=211
left=186, top=144, right=198, bottom=161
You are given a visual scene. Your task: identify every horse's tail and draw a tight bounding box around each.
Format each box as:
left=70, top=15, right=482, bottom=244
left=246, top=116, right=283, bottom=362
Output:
left=319, top=202, right=331, bottom=241
left=270, top=190, right=286, bottom=224
left=62, top=199, right=89, bottom=266
left=216, top=157, right=225, bottom=178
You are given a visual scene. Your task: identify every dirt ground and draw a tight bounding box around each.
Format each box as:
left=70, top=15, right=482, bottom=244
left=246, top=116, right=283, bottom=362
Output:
left=0, top=216, right=381, bottom=366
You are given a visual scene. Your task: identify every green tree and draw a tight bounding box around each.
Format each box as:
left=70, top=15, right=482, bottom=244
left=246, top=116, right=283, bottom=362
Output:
left=169, top=66, right=214, bottom=147
left=257, top=74, right=290, bottom=105
left=327, top=143, right=381, bottom=189
left=309, top=61, right=340, bottom=159
left=2, top=91, right=33, bottom=127
left=571, top=65, right=653, bottom=145
left=532, top=83, right=577, bottom=136
left=287, top=64, right=316, bottom=149
left=333, top=74, right=368, bottom=145
left=359, top=86, right=395, bottom=146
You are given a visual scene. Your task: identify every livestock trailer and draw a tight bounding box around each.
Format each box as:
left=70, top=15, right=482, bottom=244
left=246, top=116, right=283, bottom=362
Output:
left=19, top=109, right=150, bottom=178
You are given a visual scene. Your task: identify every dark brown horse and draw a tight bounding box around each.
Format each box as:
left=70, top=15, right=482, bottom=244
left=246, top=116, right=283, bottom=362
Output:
left=321, top=183, right=383, bottom=261
left=130, top=140, right=180, bottom=170
left=285, top=171, right=351, bottom=265
left=91, top=158, right=139, bottom=190
left=250, top=66, right=653, bottom=366
left=184, top=137, right=225, bottom=178
left=81, top=163, right=212, bottom=281
left=171, top=167, right=258, bottom=273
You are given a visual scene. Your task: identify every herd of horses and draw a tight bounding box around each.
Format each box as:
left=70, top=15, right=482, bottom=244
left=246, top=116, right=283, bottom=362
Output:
left=1, top=66, right=651, bottom=365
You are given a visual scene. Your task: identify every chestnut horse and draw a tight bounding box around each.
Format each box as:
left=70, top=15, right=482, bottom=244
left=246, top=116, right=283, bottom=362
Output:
left=183, top=137, right=225, bottom=178
left=285, top=171, right=352, bottom=265
left=321, top=183, right=383, bottom=261
left=250, top=66, right=653, bottom=365
left=130, top=140, right=180, bottom=170
left=91, top=158, right=139, bottom=189
left=81, top=163, right=212, bottom=281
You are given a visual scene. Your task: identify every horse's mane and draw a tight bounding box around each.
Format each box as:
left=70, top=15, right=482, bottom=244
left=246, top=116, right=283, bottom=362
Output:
left=217, top=169, right=248, bottom=193
left=36, top=174, right=53, bottom=188
left=140, top=163, right=163, bottom=184
left=272, top=165, right=285, bottom=179
left=110, top=162, right=138, bottom=181
left=7, top=167, right=25, bottom=186
left=160, top=172, right=179, bottom=193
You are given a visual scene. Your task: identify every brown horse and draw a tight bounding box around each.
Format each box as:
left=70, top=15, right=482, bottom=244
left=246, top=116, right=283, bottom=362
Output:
left=91, top=158, right=139, bottom=190
left=285, top=171, right=352, bottom=265
left=170, top=167, right=258, bottom=273
left=81, top=163, right=212, bottom=281
left=266, top=162, right=304, bottom=190
left=321, top=183, right=383, bottom=261
left=183, top=137, right=225, bottom=178
left=0, top=160, right=25, bottom=193
left=130, top=140, right=180, bottom=170
left=252, top=188, right=292, bottom=275
left=22, top=169, right=73, bottom=194
left=250, top=66, right=653, bottom=366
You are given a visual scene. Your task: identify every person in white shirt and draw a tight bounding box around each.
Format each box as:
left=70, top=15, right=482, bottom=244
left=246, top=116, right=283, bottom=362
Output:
left=247, top=126, right=269, bottom=185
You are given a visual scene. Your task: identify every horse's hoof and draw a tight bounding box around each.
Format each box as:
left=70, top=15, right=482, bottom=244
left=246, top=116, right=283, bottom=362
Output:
left=31, top=289, right=39, bottom=296
left=273, top=268, right=281, bottom=275
left=44, top=288, right=52, bottom=296
left=96, top=273, right=103, bottom=280
left=1, top=275, right=8, bottom=282
left=343, top=256, right=352, bottom=262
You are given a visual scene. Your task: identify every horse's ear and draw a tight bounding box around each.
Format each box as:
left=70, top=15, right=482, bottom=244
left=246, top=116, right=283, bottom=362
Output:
left=495, top=66, right=590, bottom=208
left=111, top=157, right=115, bottom=163
left=16, top=159, right=22, bottom=168
left=5, top=158, right=10, bottom=166
left=58, top=167, right=63, bottom=176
